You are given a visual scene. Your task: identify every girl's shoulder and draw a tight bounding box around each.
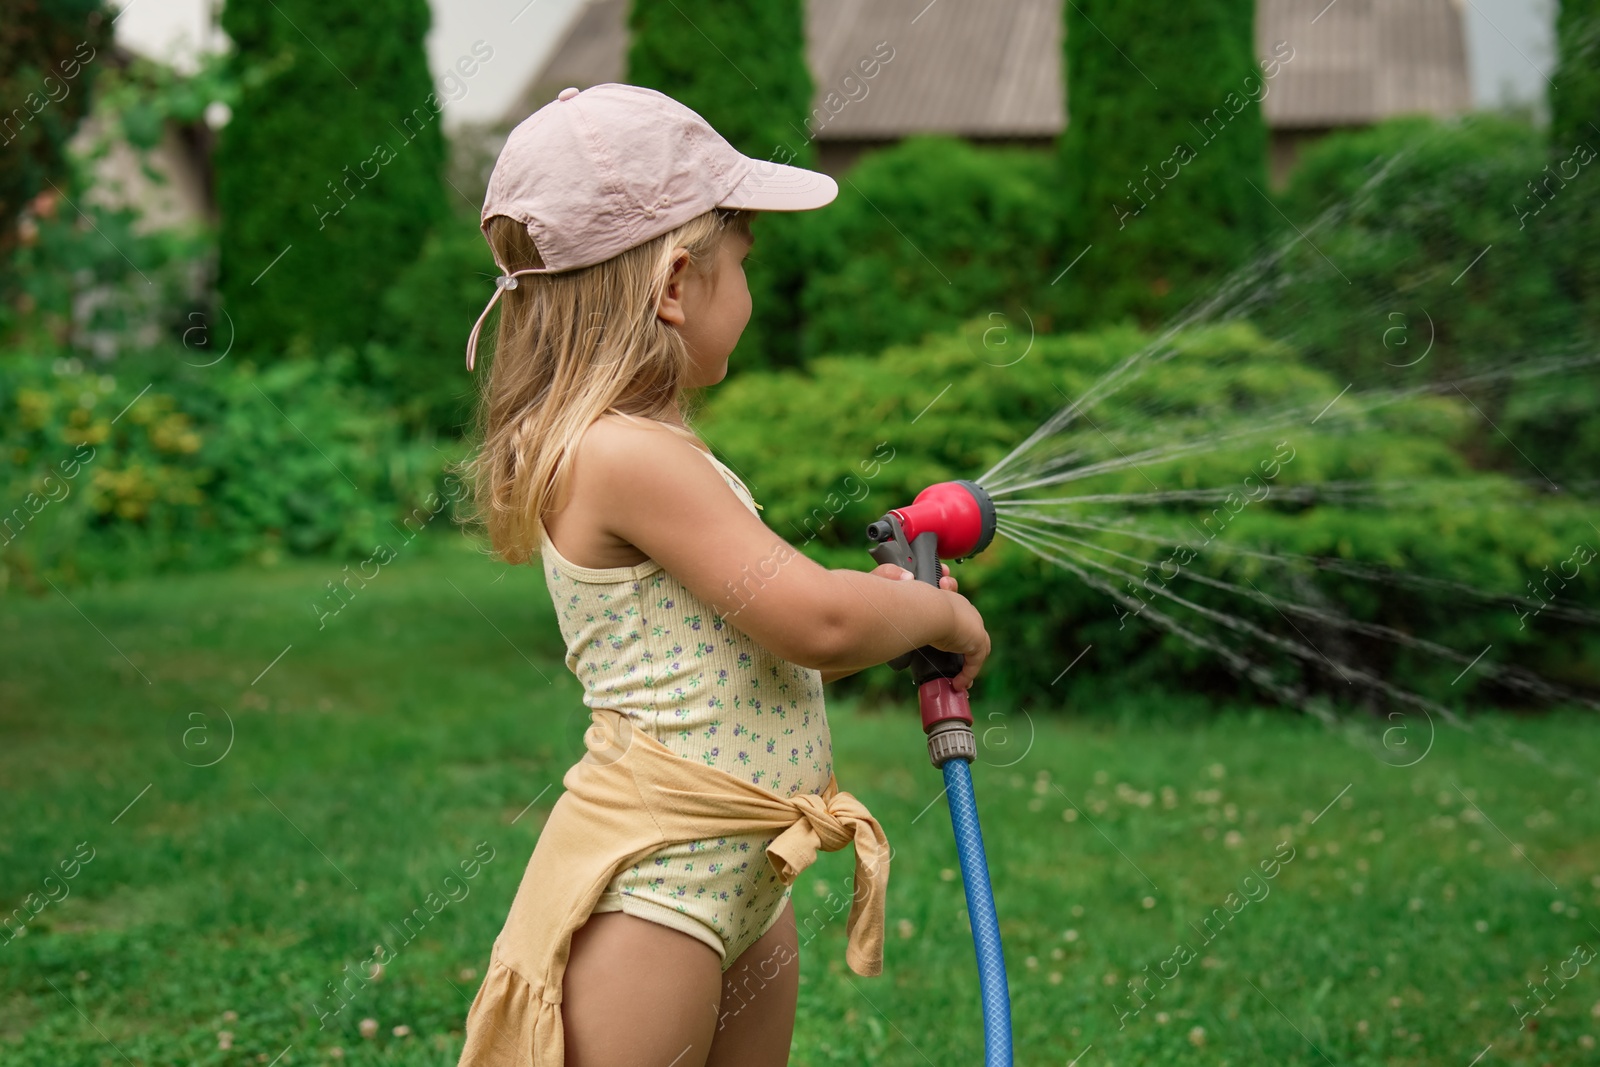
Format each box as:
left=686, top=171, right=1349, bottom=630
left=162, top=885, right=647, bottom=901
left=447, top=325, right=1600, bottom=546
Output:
left=585, top=411, right=712, bottom=458
left=545, top=414, right=682, bottom=571
left=549, top=412, right=751, bottom=570
left=579, top=412, right=755, bottom=511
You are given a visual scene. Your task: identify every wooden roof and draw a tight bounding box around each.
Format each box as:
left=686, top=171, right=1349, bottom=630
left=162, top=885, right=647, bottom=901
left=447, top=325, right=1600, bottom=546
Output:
left=1256, top=0, right=1472, bottom=128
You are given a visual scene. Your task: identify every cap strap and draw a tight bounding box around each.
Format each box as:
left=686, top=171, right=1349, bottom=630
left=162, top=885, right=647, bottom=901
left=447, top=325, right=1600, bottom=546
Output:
left=465, top=266, right=553, bottom=371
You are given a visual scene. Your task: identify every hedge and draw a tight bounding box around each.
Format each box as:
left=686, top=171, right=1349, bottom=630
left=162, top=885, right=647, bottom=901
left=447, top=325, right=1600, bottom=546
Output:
left=698, top=319, right=1600, bottom=711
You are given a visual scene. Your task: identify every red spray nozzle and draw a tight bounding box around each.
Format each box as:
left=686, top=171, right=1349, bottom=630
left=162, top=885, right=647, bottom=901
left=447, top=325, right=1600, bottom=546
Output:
left=863, top=479, right=995, bottom=757
left=866, top=479, right=996, bottom=561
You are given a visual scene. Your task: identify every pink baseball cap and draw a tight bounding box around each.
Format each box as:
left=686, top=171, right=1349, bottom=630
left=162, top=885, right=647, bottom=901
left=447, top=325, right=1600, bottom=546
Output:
left=465, top=82, right=839, bottom=370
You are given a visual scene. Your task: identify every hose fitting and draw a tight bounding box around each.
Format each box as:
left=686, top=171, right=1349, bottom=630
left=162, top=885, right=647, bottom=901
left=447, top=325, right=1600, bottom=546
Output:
left=866, top=480, right=996, bottom=767
left=919, top=678, right=975, bottom=767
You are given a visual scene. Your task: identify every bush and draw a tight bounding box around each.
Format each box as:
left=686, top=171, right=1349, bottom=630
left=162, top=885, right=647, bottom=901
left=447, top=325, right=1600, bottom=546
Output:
left=1550, top=0, right=1600, bottom=330
left=0, top=345, right=469, bottom=593
left=698, top=319, right=1600, bottom=711
left=1264, top=113, right=1596, bottom=488
left=797, top=135, right=1061, bottom=360
left=364, top=208, right=497, bottom=437
left=1269, top=115, right=1576, bottom=383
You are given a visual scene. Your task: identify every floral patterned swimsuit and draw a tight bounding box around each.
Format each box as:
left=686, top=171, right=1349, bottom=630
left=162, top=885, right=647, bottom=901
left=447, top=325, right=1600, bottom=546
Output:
left=539, top=447, right=833, bottom=971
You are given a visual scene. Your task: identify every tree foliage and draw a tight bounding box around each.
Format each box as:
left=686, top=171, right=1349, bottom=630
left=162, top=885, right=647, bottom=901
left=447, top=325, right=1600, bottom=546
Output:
left=215, top=0, right=449, bottom=359
left=0, top=0, right=114, bottom=293
left=627, top=0, right=815, bottom=369
left=1550, top=0, right=1600, bottom=329
left=1054, top=0, right=1272, bottom=330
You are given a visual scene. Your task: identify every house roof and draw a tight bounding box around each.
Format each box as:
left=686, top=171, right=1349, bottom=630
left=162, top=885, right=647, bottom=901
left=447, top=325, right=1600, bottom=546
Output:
left=506, top=0, right=1470, bottom=136
left=1256, top=0, right=1472, bottom=128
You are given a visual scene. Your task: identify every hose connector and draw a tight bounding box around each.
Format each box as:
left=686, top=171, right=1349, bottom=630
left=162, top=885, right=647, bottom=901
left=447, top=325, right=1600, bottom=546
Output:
left=926, top=720, right=977, bottom=767
left=919, top=678, right=975, bottom=768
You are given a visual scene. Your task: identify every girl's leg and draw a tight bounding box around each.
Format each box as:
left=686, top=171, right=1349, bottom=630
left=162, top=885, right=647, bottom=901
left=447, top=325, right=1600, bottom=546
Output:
left=562, top=910, right=724, bottom=1067
left=705, top=898, right=799, bottom=1067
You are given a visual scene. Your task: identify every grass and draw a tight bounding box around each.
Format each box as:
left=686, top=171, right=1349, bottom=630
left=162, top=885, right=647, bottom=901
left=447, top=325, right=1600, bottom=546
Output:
left=2, top=543, right=1598, bottom=1066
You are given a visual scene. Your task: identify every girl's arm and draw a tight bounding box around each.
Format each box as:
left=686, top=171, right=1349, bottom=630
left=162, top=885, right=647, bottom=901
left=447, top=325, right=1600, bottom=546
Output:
left=820, top=562, right=957, bottom=685
left=579, top=417, right=989, bottom=690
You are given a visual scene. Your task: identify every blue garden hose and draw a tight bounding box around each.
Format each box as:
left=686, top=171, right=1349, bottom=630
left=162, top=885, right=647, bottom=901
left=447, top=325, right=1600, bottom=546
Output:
left=944, top=755, right=1014, bottom=1066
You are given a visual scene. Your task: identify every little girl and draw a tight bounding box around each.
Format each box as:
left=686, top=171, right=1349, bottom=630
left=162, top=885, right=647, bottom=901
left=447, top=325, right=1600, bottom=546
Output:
left=450, top=83, right=990, bottom=1067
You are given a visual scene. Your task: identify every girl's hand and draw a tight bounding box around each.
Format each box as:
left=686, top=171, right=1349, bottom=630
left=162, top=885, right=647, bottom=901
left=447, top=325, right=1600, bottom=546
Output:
left=869, top=561, right=957, bottom=592
left=931, top=591, right=990, bottom=692
left=870, top=563, right=985, bottom=690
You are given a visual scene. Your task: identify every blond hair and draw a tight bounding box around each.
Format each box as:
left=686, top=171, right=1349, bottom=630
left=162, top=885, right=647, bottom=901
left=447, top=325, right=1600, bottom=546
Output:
left=453, top=206, right=754, bottom=565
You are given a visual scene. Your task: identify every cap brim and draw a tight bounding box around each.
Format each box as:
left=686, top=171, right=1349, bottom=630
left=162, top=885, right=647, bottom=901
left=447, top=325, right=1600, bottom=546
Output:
left=717, top=159, right=838, bottom=211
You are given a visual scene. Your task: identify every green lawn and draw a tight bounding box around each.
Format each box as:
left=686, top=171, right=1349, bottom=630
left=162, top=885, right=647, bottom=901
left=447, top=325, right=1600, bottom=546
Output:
left=2, top=545, right=1598, bottom=1066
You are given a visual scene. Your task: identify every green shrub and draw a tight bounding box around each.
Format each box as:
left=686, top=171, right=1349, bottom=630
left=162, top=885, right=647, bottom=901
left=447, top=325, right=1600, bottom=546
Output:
left=0, top=346, right=468, bottom=593
left=698, top=320, right=1599, bottom=710
left=797, top=135, right=1061, bottom=360
left=364, top=208, right=495, bottom=436
left=1266, top=114, right=1596, bottom=487
left=1, top=180, right=211, bottom=360
left=1270, top=115, right=1576, bottom=382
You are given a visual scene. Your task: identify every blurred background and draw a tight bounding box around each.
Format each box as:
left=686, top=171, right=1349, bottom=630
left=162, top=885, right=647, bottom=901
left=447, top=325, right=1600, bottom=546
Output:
left=3, top=1, right=1598, bottom=1064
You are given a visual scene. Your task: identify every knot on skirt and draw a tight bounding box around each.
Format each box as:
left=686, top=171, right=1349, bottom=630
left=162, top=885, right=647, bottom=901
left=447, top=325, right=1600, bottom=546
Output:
left=765, top=786, right=870, bottom=884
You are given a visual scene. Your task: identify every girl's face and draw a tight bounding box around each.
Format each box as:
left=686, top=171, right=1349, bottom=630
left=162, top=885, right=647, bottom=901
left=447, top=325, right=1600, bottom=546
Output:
left=657, top=227, right=754, bottom=388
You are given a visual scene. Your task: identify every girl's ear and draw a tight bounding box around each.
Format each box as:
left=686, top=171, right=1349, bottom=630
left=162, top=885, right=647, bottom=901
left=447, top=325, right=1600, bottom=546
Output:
left=656, top=246, right=692, bottom=326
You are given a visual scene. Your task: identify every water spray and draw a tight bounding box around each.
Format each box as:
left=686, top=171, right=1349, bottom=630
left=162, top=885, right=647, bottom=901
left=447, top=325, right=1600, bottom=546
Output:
left=866, top=479, right=1013, bottom=1066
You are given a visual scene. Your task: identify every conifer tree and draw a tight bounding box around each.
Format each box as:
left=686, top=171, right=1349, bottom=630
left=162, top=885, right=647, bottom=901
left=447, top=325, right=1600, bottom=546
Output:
left=216, top=0, right=449, bottom=358
left=628, top=0, right=815, bottom=368
left=1549, top=0, right=1600, bottom=327
left=1055, top=1, right=1273, bottom=329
